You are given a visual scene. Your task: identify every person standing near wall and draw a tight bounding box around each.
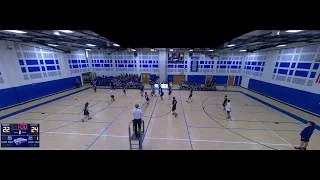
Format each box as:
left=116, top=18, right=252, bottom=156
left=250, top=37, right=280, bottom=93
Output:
left=132, top=104, right=144, bottom=138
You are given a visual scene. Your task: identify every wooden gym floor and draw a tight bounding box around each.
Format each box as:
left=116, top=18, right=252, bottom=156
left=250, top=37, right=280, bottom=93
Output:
left=1, top=85, right=320, bottom=150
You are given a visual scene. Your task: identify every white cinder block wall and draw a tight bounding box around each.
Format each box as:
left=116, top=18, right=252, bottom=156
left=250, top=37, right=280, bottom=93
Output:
left=0, top=40, right=81, bottom=90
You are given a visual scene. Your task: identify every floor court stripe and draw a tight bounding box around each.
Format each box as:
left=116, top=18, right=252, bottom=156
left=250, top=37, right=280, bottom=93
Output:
left=85, top=93, right=138, bottom=150
left=36, top=92, right=100, bottom=123
left=142, top=95, right=159, bottom=143
left=42, top=131, right=291, bottom=146
left=179, top=91, right=193, bottom=150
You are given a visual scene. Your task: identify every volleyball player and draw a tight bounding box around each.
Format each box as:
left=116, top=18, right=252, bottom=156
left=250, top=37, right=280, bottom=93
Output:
left=168, top=86, right=172, bottom=99
left=172, top=97, right=177, bottom=117
left=186, top=87, right=193, bottom=103
left=110, top=89, right=115, bottom=102
left=81, top=102, right=92, bottom=122
left=140, top=84, right=144, bottom=97
left=151, top=85, right=156, bottom=97
left=145, top=92, right=150, bottom=104
left=123, top=86, right=126, bottom=96
left=222, top=95, right=227, bottom=110
left=226, top=100, right=231, bottom=120
left=160, top=87, right=164, bottom=100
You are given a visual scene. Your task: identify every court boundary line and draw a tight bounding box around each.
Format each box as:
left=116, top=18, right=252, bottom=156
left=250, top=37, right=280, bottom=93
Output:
left=0, top=87, right=90, bottom=121
left=142, top=95, right=160, bottom=143
left=85, top=93, right=138, bottom=150
left=42, top=131, right=291, bottom=147
left=1, top=88, right=318, bottom=131
left=179, top=91, right=193, bottom=150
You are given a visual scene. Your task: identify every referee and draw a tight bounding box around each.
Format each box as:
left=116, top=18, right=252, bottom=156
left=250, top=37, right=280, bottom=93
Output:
left=132, top=104, right=144, bottom=138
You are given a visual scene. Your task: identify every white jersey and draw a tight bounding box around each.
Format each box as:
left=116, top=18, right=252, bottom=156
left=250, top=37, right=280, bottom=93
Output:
left=226, top=102, right=231, bottom=112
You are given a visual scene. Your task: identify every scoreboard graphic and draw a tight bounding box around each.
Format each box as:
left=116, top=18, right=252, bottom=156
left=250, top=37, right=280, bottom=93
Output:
left=1, top=124, right=40, bottom=148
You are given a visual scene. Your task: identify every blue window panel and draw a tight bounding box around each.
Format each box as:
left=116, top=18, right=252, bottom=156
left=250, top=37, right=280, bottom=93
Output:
left=128, top=64, right=134, bottom=68
left=175, top=65, right=177, bottom=68
left=220, top=65, right=227, bottom=69
left=72, top=60, right=78, bottom=63
left=205, top=61, right=207, bottom=64
left=239, top=61, right=242, bottom=64
left=55, top=60, right=59, bottom=64
left=111, top=64, right=113, bottom=67
left=278, top=69, right=288, bottom=75
left=217, top=61, right=220, bottom=64
left=238, top=66, right=241, bottom=69
left=224, top=61, right=227, bottom=64
left=294, top=70, right=308, bottom=77
left=96, top=64, right=101, bottom=67
left=57, top=66, right=60, bottom=70
left=255, top=67, right=261, bottom=71
left=251, top=62, right=257, bottom=65
left=41, top=66, right=45, bottom=71
left=78, top=60, right=81, bottom=63
left=81, top=60, right=86, bottom=63
left=143, top=64, right=148, bottom=68
left=99, top=60, right=103, bottom=63
left=45, top=60, right=55, bottom=65
left=168, top=65, right=174, bottom=68
left=115, top=60, right=118, bottom=63
left=72, top=65, right=79, bottom=69
left=185, top=65, right=187, bottom=68
left=273, top=69, right=277, bottom=73
left=310, top=72, right=316, bottom=78
left=291, top=63, right=296, bottom=68
left=231, top=66, right=237, bottom=69
left=134, top=65, right=136, bottom=67
left=313, top=63, right=319, bottom=70
left=123, top=60, right=127, bottom=64
left=104, top=64, right=110, bottom=67
left=258, top=62, right=262, bottom=66
left=297, top=63, right=312, bottom=69
left=81, top=64, right=86, bottom=68
left=261, top=67, right=264, bottom=71
left=247, top=66, right=251, bottom=70
left=117, top=64, right=124, bottom=67
left=46, top=66, right=56, bottom=71
left=232, top=61, right=235, bottom=64
left=69, top=65, right=72, bottom=69
left=148, top=60, right=152, bottom=64
left=227, top=61, right=232, bottom=65
left=280, top=62, right=290, bottom=68
left=199, top=61, right=204, bottom=64
left=86, top=60, right=88, bottom=63
left=275, top=62, right=279, bottom=67
left=212, top=65, right=214, bottom=68
left=247, top=62, right=251, bottom=65
left=92, top=64, right=95, bottom=67
left=19, top=60, right=24, bottom=65
left=21, top=67, right=26, bottom=73
left=228, top=66, right=230, bottom=68
left=204, top=65, right=210, bottom=69
left=178, top=65, right=184, bottom=68
left=217, top=66, right=220, bottom=68
left=212, top=61, right=214, bottom=64
left=28, top=66, right=40, bottom=72
left=110, top=60, right=113, bottom=63
left=262, top=62, right=265, bottom=66
left=40, top=60, right=44, bottom=64
left=26, top=60, right=38, bottom=65
left=153, top=65, right=159, bottom=68
left=245, top=61, right=247, bottom=65
left=236, top=61, right=239, bottom=65
left=69, top=60, right=71, bottom=63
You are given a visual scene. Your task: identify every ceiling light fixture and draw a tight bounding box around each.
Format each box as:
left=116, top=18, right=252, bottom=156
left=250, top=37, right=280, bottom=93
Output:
left=4, top=30, right=27, bottom=34
left=285, top=30, right=304, bottom=33
left=277, top=31, right=280, bottom=35
left=240, top=49, right=247, bottom=52
left=170, top=49, right=173, bottom=51
left=227, top=44, right=236, bottom=47
left=85, top=49, right=92, bottom=51
left=86, top=44, right=96, bottom=47
left=113, top=43, right=120, bottom=47
left=53, top=31, right=60, bottom=36
left=48, top=44, right=59, bottom=47
left=208, top=49, right=214, bottom=52
left=277, top=44, right=286, bottom=47
left=189, top=49, right=193, bottom=51
left=131, top=49, right=136, bottom=51
left=58, top=30, right=74, bottom=33
left=150, top=49, right=155, bottom=51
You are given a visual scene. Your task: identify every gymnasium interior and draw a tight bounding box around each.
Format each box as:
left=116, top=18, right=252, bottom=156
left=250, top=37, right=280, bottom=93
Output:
left=0, top=30, right=319, bottom=150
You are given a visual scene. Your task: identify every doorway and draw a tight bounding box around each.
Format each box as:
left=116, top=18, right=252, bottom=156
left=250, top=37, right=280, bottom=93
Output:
left=141, top=73, right=150, bottom=84
left=228, top=76, right=234, bottom=86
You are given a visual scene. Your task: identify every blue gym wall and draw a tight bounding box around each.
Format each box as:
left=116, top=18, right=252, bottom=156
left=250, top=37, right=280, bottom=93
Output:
left=243, top=45, right=320, bottom=116
left=0, top=76, right=81, bottom=109
left=0, top=41, right=85, bottom=110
